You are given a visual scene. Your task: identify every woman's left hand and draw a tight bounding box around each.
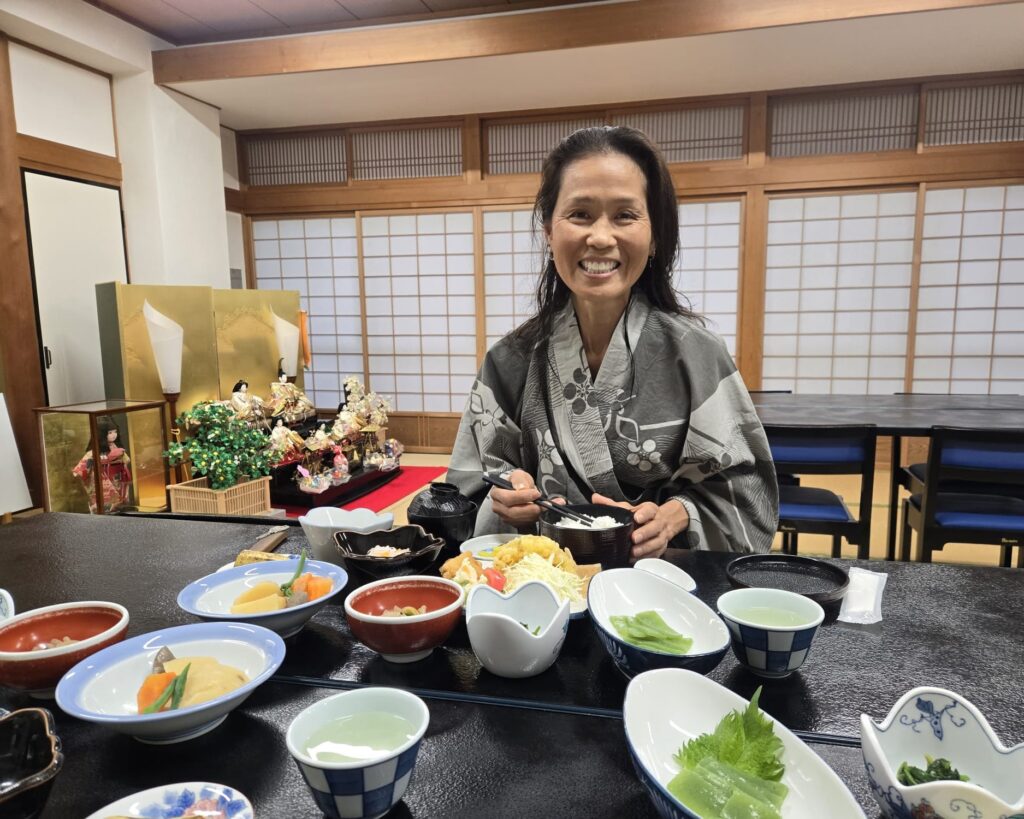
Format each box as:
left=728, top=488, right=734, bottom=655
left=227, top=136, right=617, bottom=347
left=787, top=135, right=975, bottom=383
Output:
left=592, top=494, right=689, bottom=560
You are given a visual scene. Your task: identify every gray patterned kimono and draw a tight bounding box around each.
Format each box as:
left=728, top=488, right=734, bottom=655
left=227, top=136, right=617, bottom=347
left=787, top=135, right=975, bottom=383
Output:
left=448, top=295, right=778, bottom=552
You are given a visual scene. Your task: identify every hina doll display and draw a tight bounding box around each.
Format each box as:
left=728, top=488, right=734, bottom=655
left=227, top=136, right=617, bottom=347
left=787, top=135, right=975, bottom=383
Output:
left=72, top=416, right=133, bottom=514
left=266, top=376, right=316, bottom=425
left=229, top=380, right=269, bottom=429
left=267, top=419, right=306, bottom=465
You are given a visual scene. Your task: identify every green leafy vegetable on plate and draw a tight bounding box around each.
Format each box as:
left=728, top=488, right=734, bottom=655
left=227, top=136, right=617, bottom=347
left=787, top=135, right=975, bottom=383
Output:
left=610, top=611, right=693, bottom=655
left=897, top=755, right=969, bottom=785
left=668, top=688, right=788, bottom=819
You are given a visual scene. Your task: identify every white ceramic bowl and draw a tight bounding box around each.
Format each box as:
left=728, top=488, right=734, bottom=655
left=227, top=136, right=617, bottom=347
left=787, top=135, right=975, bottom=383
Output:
left=286, top=687, right=429, bottom=819
left=466, top=580, right=570, bottom=678
left=458, top=533, right=518, bottom=563
left=634, top=559, right=697, bottom=593
left=861, top=686, right=1024, bottom=818
left=0, top=589, right=13, bottom=620
left=177, top=559, right=347, bottom=638
left=588, top=568, right=729, bottom=678
left=84, top=782, right=254, bottom=819
left=625, top=668, right=865, bottom=819
left=299, top=508, right=393, bottom=563
left=55, top=622, right=285, bottom=744
left=716, top=587, right=825, bottom=679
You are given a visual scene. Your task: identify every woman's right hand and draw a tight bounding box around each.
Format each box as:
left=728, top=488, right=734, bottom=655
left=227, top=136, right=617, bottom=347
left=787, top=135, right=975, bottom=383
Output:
left=488, top=469, right=556, bottom=530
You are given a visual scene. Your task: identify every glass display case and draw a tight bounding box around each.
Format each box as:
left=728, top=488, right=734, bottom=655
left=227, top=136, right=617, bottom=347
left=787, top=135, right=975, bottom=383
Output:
left=34, top=399, right=169, bottom=515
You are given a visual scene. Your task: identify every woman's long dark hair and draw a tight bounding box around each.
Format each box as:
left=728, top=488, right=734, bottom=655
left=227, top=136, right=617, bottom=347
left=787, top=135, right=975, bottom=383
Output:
left=512, top=126, right=702, bottom=350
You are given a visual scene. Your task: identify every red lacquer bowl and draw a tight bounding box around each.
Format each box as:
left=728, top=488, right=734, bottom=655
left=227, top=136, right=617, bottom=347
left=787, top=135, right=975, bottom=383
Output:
left=0, top=602, right=129, bottom=695
left=344, top=576, right=463, bottom=663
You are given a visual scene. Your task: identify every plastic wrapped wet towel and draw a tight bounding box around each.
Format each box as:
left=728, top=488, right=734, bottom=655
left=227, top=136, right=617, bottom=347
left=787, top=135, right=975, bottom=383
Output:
left=838, top=567, right=887, bottom=624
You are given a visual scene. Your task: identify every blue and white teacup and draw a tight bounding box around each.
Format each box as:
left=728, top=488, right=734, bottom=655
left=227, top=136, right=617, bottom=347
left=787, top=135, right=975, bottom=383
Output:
left=716, top=587, right=824, bottom=679
left=286, top=687, right=429, bottom=819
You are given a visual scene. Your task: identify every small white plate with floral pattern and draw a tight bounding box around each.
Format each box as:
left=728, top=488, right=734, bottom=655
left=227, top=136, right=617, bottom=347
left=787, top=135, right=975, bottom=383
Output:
left=85, top=781, right=253, bottom=819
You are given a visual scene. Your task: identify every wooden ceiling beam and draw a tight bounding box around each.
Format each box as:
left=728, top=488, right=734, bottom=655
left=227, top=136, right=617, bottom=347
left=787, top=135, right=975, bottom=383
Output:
left=152, top=0, right=1020, bottom=84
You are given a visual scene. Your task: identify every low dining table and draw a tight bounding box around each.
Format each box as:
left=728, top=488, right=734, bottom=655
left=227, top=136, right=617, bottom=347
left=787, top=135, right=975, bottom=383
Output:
left=750, top=393, right=1024, bottom=561
left=2, top=513, right=1022, bottom=817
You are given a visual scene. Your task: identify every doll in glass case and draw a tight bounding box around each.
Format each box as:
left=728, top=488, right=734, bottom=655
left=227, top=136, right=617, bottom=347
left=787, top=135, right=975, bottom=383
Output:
left=71, top=416, right=133, bottom=513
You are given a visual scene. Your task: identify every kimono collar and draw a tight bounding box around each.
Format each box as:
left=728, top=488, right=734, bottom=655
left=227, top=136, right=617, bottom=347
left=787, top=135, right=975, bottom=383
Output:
left=549, top=292, right=651, bottom=389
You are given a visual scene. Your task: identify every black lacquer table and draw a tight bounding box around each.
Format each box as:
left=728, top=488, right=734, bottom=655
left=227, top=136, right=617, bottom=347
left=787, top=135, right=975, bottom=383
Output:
left=751, top=392, right=1024, bottom=561
left=3, top=513, right=1022, bottom=817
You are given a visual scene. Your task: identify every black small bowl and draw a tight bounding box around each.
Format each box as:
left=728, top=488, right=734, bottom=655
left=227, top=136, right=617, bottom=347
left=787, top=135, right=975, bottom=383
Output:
left=0, top=707, right=63, bottom=819
left=334, top=525, right=446, bottom=583
left=539, top=504, right=635, bottom=568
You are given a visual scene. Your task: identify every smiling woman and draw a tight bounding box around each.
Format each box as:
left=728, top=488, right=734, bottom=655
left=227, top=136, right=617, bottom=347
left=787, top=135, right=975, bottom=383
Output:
left=447, top=126, right=779, bottom=557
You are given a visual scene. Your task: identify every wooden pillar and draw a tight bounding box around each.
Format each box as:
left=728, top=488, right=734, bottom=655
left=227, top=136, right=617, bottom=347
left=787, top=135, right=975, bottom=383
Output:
left=0, top=35, right=45, bottom=506
left=736, top=186, right=767, bottom=389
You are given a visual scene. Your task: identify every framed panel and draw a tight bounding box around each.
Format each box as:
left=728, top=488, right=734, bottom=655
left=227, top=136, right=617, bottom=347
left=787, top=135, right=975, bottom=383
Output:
left=762, top=189, right=917, bottom=394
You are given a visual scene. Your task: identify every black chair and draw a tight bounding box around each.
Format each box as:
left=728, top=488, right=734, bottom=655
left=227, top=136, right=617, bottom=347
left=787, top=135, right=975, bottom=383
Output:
left=765, top=424, right=877, bottom=560
left=899, top=426, right=1024, bottom=567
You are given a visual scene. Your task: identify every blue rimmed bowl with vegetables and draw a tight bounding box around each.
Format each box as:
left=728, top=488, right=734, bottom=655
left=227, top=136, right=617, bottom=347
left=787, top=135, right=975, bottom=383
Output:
left=861, top=686, right=1024, bottom=819
left=588, top=568, right=729, bottom=678
left=55, top=621, right=285, bottom=744
left=625, top=668, right=864, bottom=819
left=178, top=553, right=346, bottom=638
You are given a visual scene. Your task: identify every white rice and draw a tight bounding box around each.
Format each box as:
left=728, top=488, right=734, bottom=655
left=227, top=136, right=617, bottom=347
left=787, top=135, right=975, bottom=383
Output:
left=554, top=514, right=621, bottom=530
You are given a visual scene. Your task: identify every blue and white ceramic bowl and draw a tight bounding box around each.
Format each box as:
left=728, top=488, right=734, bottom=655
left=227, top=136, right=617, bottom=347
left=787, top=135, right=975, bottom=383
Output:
left=286, top=687, right=429, bottom=819
left=84, top=782, right=254, bottom=819
left=177, top=559, right=347, bottom=638
left=625, top=668, right=865, bottom=819
left=716, top=587, right=824, bottom=679
left=0, top=589, right=13, bottom=621
left=634, top=559, right=697, bottom=593
left=587, top=568, right=729, bottom=678
left=55, top=622, right=285, bottom=744
left=861, top=686, right=1024, bottom=819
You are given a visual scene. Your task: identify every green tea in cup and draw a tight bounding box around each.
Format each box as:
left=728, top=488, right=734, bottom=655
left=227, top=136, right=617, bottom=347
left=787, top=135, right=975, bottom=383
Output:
left=305, top=711, right=418, bottom=763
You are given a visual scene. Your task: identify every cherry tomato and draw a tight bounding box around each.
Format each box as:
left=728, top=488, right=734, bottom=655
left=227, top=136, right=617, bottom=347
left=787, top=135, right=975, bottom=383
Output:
left=483, top=568, right=506, bottom=592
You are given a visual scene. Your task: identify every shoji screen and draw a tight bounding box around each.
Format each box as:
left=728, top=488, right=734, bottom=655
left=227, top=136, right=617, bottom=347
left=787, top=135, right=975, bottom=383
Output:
left=762, top=191, right=917, bottom=393
left=252, top=217, right=362, bottom=409
left=482, top=209, right=541, bottom=349
left=674, top=200, right=742, bottom=356
left=913, top=184, right=1024, bottom=394
left=361, top=213, right=477, bottom=412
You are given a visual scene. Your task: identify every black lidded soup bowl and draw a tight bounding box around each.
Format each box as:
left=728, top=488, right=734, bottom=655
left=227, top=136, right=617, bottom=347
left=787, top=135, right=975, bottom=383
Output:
left=539, top=504, right=635, bottom=568
left=406, top=482, right=478, bottom=559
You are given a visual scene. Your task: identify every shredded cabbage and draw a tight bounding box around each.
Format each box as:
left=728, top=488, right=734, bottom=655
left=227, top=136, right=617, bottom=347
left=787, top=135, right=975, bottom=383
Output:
left=503, top=552, right=583, bottom=603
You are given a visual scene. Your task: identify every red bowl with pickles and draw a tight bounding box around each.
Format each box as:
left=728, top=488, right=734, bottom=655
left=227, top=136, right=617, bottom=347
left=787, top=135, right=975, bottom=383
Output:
left=344, top=576, right=463, bottom=664
left=0, top=601, right=129, bottom=695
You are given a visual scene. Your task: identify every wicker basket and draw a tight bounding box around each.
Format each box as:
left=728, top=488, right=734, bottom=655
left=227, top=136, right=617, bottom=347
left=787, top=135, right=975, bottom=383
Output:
left=167, top=476, right=271, bottom=516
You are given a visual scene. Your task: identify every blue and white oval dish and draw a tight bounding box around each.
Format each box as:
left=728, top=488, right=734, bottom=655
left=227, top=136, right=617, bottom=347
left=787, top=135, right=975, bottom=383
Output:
left=55, top=621, right=285, bottom=744
left=588, top=568, right=728, bottom=678
left=178, top=559, right=347, bottom=638
left=625, top=668, right=864, bottom=819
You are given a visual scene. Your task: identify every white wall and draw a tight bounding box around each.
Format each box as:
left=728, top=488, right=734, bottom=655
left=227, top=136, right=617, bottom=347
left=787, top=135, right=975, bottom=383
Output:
left=226, top=211, right=246, bottom=284
left=8, top=43, right=116, bottom=155
left=1, top=0, right=231, bottom=289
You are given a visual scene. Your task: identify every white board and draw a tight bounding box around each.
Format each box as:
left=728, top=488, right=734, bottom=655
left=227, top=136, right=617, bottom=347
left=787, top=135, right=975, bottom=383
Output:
left=24, top=172, right=129, bottom=406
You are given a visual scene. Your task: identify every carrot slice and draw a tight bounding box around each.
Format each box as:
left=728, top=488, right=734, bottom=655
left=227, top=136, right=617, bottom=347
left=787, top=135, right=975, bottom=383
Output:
left=137, top=672, right=177, bottom=713
left=292, top=573, right=311, bottom=596
left=306, top=575, right=333, bottom=601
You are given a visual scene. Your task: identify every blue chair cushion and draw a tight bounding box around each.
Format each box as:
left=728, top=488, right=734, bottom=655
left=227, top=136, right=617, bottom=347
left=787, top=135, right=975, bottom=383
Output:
left=904, top=464, right=1024, bottom=500
left=771, top=442, right=865, bottom=464
left=778, top=485, right=854, bottom=523
left=943, top=443, right=1024, bottom=470
left=909, top=493, right=1024, bottom=532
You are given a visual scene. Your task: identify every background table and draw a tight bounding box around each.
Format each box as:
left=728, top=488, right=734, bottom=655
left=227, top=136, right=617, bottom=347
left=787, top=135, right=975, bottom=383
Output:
left=3, top=512, right=1021, bottom=816
left=751, top=392, right=1024, bottom=559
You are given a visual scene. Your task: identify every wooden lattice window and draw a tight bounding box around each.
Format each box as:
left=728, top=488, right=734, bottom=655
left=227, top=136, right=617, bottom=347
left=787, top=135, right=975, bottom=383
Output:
left=351, top=125, right=463, bottom=181
left=614, top=106, right=744, bottom=163
left=244, top=132, right=348, bottom=186
left=924, top=82, right=1024, bottom=146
